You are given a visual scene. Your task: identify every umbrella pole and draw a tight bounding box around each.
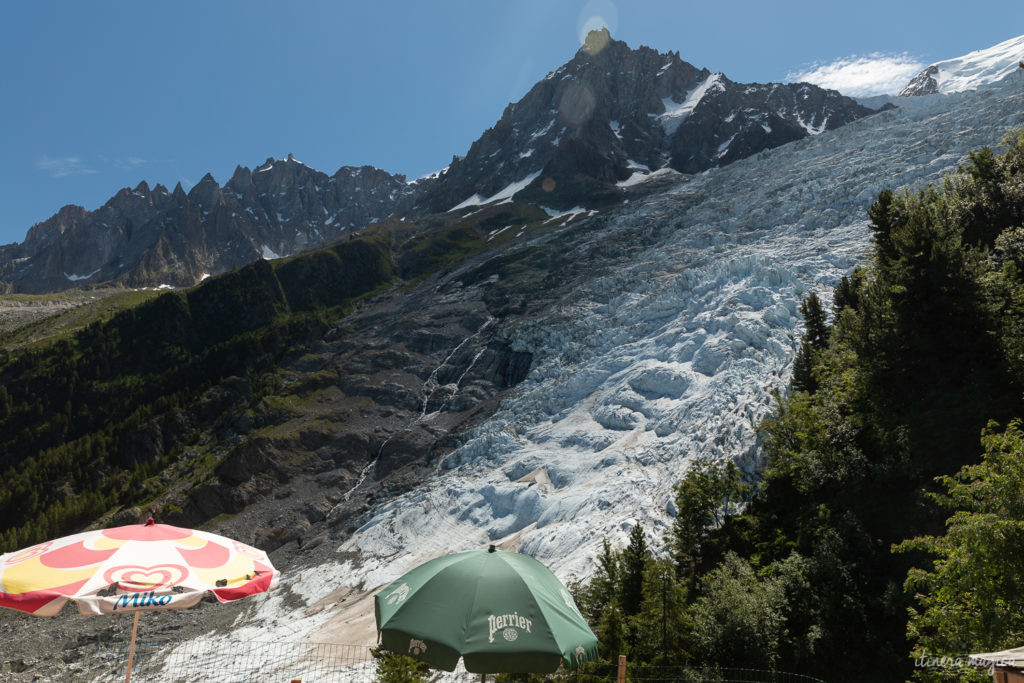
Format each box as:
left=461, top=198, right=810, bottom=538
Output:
left=125, top=610, right=140, bottom=683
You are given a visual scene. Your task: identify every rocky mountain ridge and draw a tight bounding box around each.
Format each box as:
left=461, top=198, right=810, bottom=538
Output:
left=0, top=156, right=414, bottom=293
left=1, top=29, right=882, bottom=294
left=415, top=28, right=883, bottom=212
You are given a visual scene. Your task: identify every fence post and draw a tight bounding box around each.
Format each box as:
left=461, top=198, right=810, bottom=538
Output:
left=617, top=654, right=626, bottom=683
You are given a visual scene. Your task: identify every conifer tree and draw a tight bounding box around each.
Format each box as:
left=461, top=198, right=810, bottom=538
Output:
left=790, top=342, right=817, bottom=393
left=669, top=460, right=749, bottom=595
left=634, top=560, right=692, bottom=666
left=832, top=270, right=862, bottom=316
left=868, top=188, right=899, bottom=266
left=799, top=292, right=829, bottom=349
left=579, top=539, right=620, bottom=627
left=599, top=607, right=626, bottom=665
left=621, top=523, right=649, bottom=616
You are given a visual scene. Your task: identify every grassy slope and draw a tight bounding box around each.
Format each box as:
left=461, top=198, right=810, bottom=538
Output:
left=0, top=288, right=161, bottom=350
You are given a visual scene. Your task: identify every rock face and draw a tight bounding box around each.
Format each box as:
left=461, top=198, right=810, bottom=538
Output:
left=0, top=30, right=882, bottom=294
left=0, top=156, right=415, bottom=293
left=899, top=65, right=941, bottom=96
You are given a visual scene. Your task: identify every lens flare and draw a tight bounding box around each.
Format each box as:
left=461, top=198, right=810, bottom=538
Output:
left=577, top=0, right=618, bottom=53
left=558, top=80, right=596, bottom=127
left=580, top=19, right=611, bottom=55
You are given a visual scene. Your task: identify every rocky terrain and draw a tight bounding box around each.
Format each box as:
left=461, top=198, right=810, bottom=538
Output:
left=0, top=288, right=161, bottom=350
left=0, top=156, right=415, bottom=293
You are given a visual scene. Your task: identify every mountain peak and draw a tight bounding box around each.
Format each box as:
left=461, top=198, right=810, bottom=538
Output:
left=228, top=165, right=253, bottom=189
left=188, top=173, right=221, bottom=208
left=424, top=33, right=880, bottom=212
left=581, top=27, right=613, bottom=55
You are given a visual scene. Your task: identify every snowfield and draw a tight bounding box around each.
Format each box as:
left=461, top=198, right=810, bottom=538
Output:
left=172, top=75, right=1024, bottom=666
left=924, top=33, right=1024, bottom=94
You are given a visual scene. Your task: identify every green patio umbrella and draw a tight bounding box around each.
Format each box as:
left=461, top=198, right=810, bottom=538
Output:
left=374, top=545, right=598, bottom=674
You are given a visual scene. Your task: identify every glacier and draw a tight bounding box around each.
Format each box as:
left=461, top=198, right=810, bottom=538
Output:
left=162, top=76, right=1024, bottom=666
left=338, top=78, right=1024, bottom=585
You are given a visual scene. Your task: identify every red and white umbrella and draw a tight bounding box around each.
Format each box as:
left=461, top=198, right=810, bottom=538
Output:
left=0, top=518, right=279, bottom=680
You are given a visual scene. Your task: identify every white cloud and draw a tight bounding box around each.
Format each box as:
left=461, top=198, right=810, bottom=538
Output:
left=786, top=53, right=927, bottom=97
left=36, top=156, right=98, bottom=178
left=98, top=154, right=149, bottom=169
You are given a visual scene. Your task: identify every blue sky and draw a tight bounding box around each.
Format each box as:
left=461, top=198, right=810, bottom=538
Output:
left=2, top=0, right=1023, bottom=246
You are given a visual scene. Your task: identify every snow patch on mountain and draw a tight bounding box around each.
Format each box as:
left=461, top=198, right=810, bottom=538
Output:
left=931, top=34, right=1024, bottom=93
left=796, top=113, right=828, bottom=136
left=659, top=74, right=724, bottom=135
left=64, top=268, right=100, bottom=282
left=540, top=206, right=591, bottom=221
left=450, top=171, right=543, bottom=211
left=617, top=167, right=675, bottom=187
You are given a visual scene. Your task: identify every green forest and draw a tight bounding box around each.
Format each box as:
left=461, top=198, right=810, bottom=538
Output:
left=570, top=130, right=1024, bottom=682
left=0, top=234, right=395, bottom=551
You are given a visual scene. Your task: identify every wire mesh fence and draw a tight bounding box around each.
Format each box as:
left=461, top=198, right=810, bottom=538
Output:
left=579, top=665, right=827, bottom=682
left=564, top=664, right=826, bottom=683
left=76, top=639, right=502, bottom=682
left=64, top=639, right=827, bottom=682
left=81, top=639, right=376, bottom=682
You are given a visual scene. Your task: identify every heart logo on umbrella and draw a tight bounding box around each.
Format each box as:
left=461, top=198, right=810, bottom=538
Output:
left=386, top=583, right=410, bottom=605
left=560, top=588, right=581, bottom=613
left=103, top=564, right=188, bottom=592
left=4, top=541, right=53, bottom=565
left=232, top=541, right=265, bottom=561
